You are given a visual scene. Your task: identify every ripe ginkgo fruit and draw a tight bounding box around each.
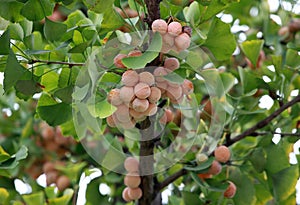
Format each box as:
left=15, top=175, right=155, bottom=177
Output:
left=182, top=79, right=194, bottom=95
left=152, top=19, right=168, bottom=34
left=124, top=157, right=139, bottom=173
left=164, top=57, right=180, bottom=71
left=107, top=88, right=122, bottom=106
left=120, top=86, right=135, bottom=103
left=114, top=54, right=127, bottom=68
left=148, top=87, right=161, bottom=103
left=56, top=175, right=70, bottom=191
left=223, top=181, right=237, bottom=198
left=128, top=50, right=142, bottom=57
left=128, top=187, right=143, bottom=200
left=124, top=174, right=141, bottom=188
left=122, top=70, right=139, bottom=87
left=134, top=83, right=151, bottom=99
left=139, top=72, right=155, bottom=86
left=207, top=160, right=222, bottom=175
left=214, top=145, right=231, bottom=163
left=168, top=22, right=182, bottom=36
left=132, top=98, right=149, bottom=112
left=175, top=33, right=191, bottom=51
left=122, top=187, right=132, bottom=202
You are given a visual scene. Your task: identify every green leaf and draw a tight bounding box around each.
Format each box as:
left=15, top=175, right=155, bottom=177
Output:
left=48, top=189, right=74, bottom=205
left=240, top=40, right=264, bottom=69
left=45, top=187, right=57, bottom=199
left=8, top=23, right=24, bottom=41
left=249, top=148, right=266, bottom=173
left=220, top=72, right=235, bottom=94
left=272, top=166, right=298, bottom=203
left=84, top=0, right=115, bottom=13
left=68, top=42, right=90, bottom=53
left=285, top=49, right=300, bottom=69
left=21, top=0, right=54, bottom=21
left=265, top=144, right=290, bottom=175
left=163, top=72, right=184, bottom=84
left=0, top=147, right=10, bottom=163
left=54, top=86, right=74, bottom=104
left=86, top=178, right=110, bottom=205
left=122, top=32, right=162, bottom=69
left=22, top=192, right=45, bottom=205
left=19, top=19, right=33, bottom=38
left=15, top=80, right=42, bottom=96
left=203, top=18, right=236, bottom=61
left=4, top=51, right=27, bottom=92
left=89, top=100, right=117, bottom=119
left=0, top=146, right=28, bottom=170
left=0, top=187, right=9, bottom=203
left=44, top=18, right=67, bottom=42
left=184, top=157, right=214, bottom=172
left=201, top=0, right=229, bottom=21
left=182, top=191, right=202, bottom=205
left=0, top=29, right=10, bottom=55
left=183, top=1, right=201, bottom=25
left=37, top=103, right=72, bottom=126
left=0, top=1, right=24, bottom=22
left=230, top=168, right=256, bottom=205
left=99, top=9, right=124, bottom=35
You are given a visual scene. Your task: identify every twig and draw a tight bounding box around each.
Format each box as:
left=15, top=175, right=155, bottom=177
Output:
left=29, top=59, right=85, bottom=67
left=155, top=168, right=187, bottom=193
left=225, top=95, right=300, bottom=146
left=251, top=131, right=300, bottom=137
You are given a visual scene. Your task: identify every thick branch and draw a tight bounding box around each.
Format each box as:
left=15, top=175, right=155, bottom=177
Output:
left=226, top=95, right=300, bottom=146
left=144, top=0, right=161, bottom=27
left=29, top=59, right=85, bottom=67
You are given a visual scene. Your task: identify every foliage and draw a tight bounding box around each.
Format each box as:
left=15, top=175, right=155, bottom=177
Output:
left=0, top=0, right=299, bottom=204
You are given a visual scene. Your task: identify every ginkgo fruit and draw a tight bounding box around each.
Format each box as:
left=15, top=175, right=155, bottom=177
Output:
left=181, top=79, right=194, bottom=95
left=132, top=98, right=149, bottom=112
left=122, top=187, right=132, bottom=202
left=121, top=70, right=139, bottom=87
left=128, top=187, right=143, bottom=200
left=124, top=174, right=141, bottom=188
left=148, top=87, right=161, bottom=103
left=168, top=22, right=182, bottom=36
left=139, top=72, right=155, bottom=86
left=207, top=160, right=222, bottom=175
left=56, top=175, right=70, bottom=191
left=124, top=157, right=139, bottom=173
left=175, top=33, right=191, bottom=51
left=151, top=19, right=168, bottom=34
left=107, top=88, right=122, bottom=106
left=214, top=145, right=231, bottom=163
left=223, top=181, right=237, bottom=198
left=114, top=54, right=127, bottom=68
left=134, top=83, right=151, bottom=99
left=120, top=86, right=135, bottom=103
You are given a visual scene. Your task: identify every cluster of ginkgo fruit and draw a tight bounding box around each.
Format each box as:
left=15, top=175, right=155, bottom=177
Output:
left=197, top=145, right=236, bottom=198
left=151, top=19, right=191, bottom=53
left=122, top=157, right=143, bottom=202
left=43, top=161, right=71, bottom=191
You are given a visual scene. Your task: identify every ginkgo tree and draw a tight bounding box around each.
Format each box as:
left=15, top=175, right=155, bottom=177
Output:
left=0, top=0, right=300, bottom=205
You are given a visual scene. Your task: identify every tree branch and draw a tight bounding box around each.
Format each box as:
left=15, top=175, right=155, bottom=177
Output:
left=251, top=131, right=300, bottom=137
left=144, top=0, right=161, bottom=27
left=29, top=59, right=85, bottom=67
left=225, top=95, right=300, bottom=146
left=155, top=168, right=187, bottom=193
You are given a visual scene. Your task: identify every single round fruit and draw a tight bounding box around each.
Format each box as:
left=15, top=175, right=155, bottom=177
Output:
left=115, top=104, right=131, bottom=123
left=168, top=22, right=182, bottom=36
left=124, top=157, right=139, bottom=173
left=278, top=26, right=289, bottom=36
left=43, top=162, right=55, bottom=173
left=145, top=103, right=158, bottom=116
left=56, top=175, right=70, bottom=191
left=120, top=119, right=136, bottom=129
left=175, top=33, right=191, bottom=51
left=128, top=187, right=143, bottom=200
left=139, top=72, right=155, bottom=86
left=132, top=98, right=149, bottom=112
left=156, top=81, right=168, bottom=92
left=197, top=173, right=212, bottom=180
left=121, top=70, right=139, bottom=87
left=128, top=50, right=142, bottom=57
left=166, top=85, right=183, bottom=100
left=129, top=108, right=145, bottom=120
left=223, top=181, right=237, bottom=198
left=196, top=153, right=208, bottom=164
left=154, top=67, right=168, bottom=82
left=114, top=54, right=127, bottom=68
left=148, top=87, right=161, bottom=103
left=134, top=83, right=151, bottom=99
left=46, top=171, right=59, bottom=185
left=159, top=111, right=168, bottom=124
left=207, top=160, right=222, bottom=175
left=106, top=115, right=116, bottom=127
left=164, top=57, right=180, bottom=71
left=41, top=126, right=55, bottom=141
left=124, top=174, right=141, bottom=188
left=107, top=88, right=122, bottom=106
left=288, top=19, right=300, bottom=33
left=120, top=86, right=135, bottom=103
left=165, top=109, right=174, bottom=123
left=162, top=33, right=175, bottom=47
left=122, top=187, right=133, bottom=202
left=152, top=19, right=168, bottom=34
left=214, top=145, right=231, bottom=163
left=182, top=79, right=194, bottom=95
